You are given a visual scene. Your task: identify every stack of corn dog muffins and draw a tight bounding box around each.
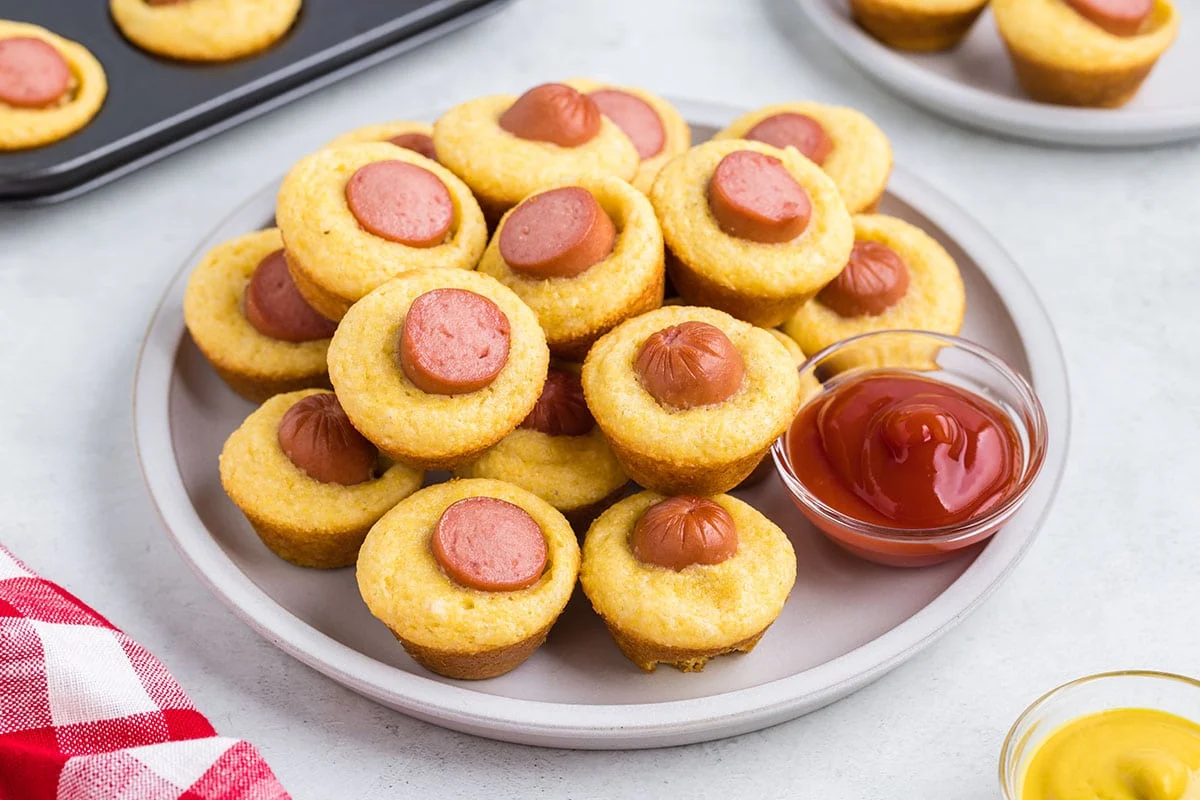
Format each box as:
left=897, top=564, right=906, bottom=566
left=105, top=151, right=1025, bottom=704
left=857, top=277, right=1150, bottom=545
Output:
left=183, top=80, right=967, bottom=679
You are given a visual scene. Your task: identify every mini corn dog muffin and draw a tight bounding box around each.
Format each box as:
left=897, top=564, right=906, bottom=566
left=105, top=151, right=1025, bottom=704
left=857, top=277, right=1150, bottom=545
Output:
left=849, top=0, right=989, bottom=51
left=454, top=367, right=629, bottom=529
left=650, top=139, right=854, bottom=328
left=581, top=492, right=796, bottom=672
left=219, top=390, right=423, bottom=568
left=713, top=102, right=893, bottom=214
left=357, top=478, right=580, bottom=680
left=276, top=142, right=486, bottom=320
left=323, top=120, right=438, bottom=161
left=476, top=176, right=665, bottom=360
left=993, top=0, right=1180, bottom=108
left=783, top=213, right=965, bottom=371
left=109, top=0, right=301, bottom=61
left=0, top=21, right=107, bottom=151
left=582, top=305, right=802, bottom=496
left=184, top=228, right=336, bottom=402
left=563, top=78, right=691, bottom=193
left=327, top=268, right=550, bottom=470
left=433, top=83, right=639, bottom=223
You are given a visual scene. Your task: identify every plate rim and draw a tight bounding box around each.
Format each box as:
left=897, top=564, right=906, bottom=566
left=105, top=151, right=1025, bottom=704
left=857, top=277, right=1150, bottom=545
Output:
left=132, top=98, right=1071, bottom=748
left=794, top=0, right=1200, bottom=148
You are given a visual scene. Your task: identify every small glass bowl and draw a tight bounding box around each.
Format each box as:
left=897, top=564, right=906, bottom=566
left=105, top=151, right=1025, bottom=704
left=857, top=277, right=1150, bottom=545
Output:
left=1000, top=671, right=1200, bottom=799
left=770, top=330, right=1048, bottom=568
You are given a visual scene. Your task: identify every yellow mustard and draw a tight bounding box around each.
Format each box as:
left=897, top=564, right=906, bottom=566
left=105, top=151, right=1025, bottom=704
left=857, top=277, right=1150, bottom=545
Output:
left=1023, top=708, right=1200, bottom=800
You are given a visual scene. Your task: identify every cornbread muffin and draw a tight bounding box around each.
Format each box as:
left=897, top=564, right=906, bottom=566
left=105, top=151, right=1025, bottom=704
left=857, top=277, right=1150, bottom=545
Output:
left=357, top=478, right=580, bottom=680
left=454, top=368, right=629, bottom=527
left=476, top=176, right=665, bottom=360
left=713, top=103, right=893, bottom=214
left=323, top=120, right=437, bottom=160
left=782, top=213, right=965, bottom=370
left=581, top=492, right=796, bottom=672
left=993, top=0, right=1180, bottom=107
left=582, top=305, right=803, bottom=495
left=219, top=390, right=423, bottom=568
left=110, top=0, right=301, bottom=62
left=0, top=21, right=107, bottom=151
left=432, top=83, right=639, bottom=222
left=327, top=267, right=550, bottom=469
left=650, top=139, right=854, bottom=328
left=276, top=142, right=487, bottom=320
left=183, top=228, right=335, bottom=402
left=563, top=78, right=691, bottom=193
left=850, top=0, right=989, bottom=51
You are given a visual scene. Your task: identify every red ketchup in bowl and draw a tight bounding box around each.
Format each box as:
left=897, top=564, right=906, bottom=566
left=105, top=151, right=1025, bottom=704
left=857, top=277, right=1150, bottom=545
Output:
left=784, top=371, right=1023, bottom=565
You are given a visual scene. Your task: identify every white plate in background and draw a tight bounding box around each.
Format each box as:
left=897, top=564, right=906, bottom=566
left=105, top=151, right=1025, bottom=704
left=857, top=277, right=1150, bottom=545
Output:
left=796, top=0, right=1200, bottom=147
left=133, top=100, right=1070, bottom=749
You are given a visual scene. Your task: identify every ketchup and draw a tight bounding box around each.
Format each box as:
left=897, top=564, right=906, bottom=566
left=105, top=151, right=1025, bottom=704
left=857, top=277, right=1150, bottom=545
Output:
left=786, top=371, right=1022, bottom=530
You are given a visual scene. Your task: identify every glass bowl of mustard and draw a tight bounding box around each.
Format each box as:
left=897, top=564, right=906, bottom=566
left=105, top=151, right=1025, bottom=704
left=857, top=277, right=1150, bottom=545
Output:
left=1001, top=671, right=1200, bottom=800
left=770, top=330, right=1048, bottom=567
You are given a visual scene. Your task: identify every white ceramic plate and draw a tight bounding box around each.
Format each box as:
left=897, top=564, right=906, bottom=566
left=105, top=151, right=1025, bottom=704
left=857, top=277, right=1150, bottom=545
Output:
left=795, top=0, right=1200, bottom=147
left=133, top=99, right=1070, bottom=749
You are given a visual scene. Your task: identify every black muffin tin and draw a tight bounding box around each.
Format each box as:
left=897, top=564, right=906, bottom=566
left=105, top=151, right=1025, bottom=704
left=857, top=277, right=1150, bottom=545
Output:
left=0, top=0, right=511, bottom=204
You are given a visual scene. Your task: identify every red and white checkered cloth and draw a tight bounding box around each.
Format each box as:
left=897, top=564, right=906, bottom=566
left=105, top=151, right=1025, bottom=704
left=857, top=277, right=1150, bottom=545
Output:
left=0, top=545, right=290, bottom=800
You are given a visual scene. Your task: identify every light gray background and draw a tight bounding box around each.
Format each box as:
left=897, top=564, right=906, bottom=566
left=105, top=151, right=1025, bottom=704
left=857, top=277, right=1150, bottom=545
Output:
left=1, top=0, right=1197, bottom=796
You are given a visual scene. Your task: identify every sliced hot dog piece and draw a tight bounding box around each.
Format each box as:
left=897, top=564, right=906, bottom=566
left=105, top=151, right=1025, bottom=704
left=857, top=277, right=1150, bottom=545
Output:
left=277, top=394, right=378, bottom=486
left=345, top=160, right=453, bottom=248
left=707, top=150, right=812, bottom=244
left=244, top=249, right=338, bottom=342
left=744, top=113, right=834, bottom=166
left=818, top=240, right=910, bottom=317
left=498, top=186, right=616, bottom=279
left=634, top=321, right=745, bottom=411
left=398, top=288, right=511, bottom=395
left=0, top=37, right=71, bottom=109
left=520, top=368, right=594, bottom=436
left=432, top=497, right=548, bottom=592
left=631, top=496, right=738, bottom=571
left=589, top=89, right=665, bottom=160
left=388, top=132, right=438, bottom=162
left=1065, top=0, right=1153, bottom=36
left=498, top=83, right=602, bottom=147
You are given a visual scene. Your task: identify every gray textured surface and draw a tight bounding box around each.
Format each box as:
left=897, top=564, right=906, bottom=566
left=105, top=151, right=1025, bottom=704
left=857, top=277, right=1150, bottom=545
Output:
left=1, top=0, right=1198, bottom=796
